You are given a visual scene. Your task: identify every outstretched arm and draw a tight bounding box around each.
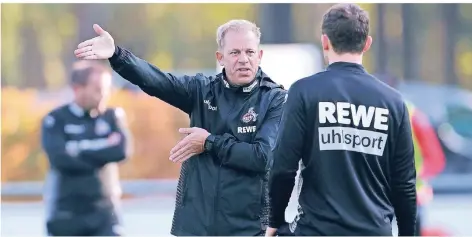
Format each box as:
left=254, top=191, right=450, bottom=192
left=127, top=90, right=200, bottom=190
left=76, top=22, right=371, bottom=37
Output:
left=108, top=46, right=199, bottom=114
left=75, top=24, right=199, bottom=114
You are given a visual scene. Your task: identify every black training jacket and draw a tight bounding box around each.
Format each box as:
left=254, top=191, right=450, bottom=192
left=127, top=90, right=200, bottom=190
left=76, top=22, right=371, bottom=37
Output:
left=269, top=62, right=417, bottom=236
left=109, top=46, right=287, bottom=236
left=41, top=103, right=128, bottom=231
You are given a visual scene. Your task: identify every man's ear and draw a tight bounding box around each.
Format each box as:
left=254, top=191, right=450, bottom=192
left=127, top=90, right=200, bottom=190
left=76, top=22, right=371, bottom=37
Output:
left=216, top=51, right=224, bottom=66
left=258, top=49, right=263, bottom=64
left=362, top=36, right=373, bottom=53
left=321, top=34, right=330, bottom=51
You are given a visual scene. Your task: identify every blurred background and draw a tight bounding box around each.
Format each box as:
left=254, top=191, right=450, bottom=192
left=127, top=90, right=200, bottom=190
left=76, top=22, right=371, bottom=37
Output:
left=1, top=3, right=472, bottom=236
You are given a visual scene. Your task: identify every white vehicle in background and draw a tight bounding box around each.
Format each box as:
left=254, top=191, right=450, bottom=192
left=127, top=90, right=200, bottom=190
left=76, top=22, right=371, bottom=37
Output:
left=217, top=44, right=324, bottom=89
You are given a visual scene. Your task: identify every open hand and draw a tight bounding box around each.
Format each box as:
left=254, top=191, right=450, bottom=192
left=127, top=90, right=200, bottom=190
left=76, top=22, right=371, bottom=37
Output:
left=169, top=127, right=210, bottom=163
left=74, top=24, right=115, bottom=60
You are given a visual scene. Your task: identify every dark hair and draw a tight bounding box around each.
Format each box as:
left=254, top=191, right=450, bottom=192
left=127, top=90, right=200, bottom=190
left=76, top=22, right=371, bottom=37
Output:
left=321, top=3, right=370, bottom=54
left=70, top=61, right=111, bottom=86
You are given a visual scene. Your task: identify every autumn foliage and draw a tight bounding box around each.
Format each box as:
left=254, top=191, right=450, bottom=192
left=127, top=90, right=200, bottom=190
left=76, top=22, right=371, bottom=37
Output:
left=1, top=88, right=189, bottom=182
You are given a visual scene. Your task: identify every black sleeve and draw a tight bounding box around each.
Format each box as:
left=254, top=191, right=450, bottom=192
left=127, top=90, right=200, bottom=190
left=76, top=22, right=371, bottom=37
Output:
left=79, top=139, right=126, bottom=166
left=268, top=84, right=306, bottom=228
left=80, top=108, right=131, bottom=166
left=391, top=102, right=417, bottom=236
left=109, top=46, right=198, bottom=114
left=210, top=90, right=287, bottom=174
left=40, top=115, right=101, bottom=172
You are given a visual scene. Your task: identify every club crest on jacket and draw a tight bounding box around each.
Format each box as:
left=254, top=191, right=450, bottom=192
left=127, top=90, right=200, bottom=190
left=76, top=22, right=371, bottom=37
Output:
left=241, top=107, right=258, bottom=123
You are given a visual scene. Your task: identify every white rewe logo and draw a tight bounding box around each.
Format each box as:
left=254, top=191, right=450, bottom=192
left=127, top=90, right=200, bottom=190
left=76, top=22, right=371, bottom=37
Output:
left=237, top=126, right=257, bottom=134
left=318, top=102, right=389, bottom=156
left=319, top=102, right=389, bottom=130
left=204, top=100, right=217, bottom=111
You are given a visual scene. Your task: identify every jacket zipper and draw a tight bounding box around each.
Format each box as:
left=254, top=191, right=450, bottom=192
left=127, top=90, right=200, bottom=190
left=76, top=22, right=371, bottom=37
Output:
left=211, top=162, right=223, bottom=235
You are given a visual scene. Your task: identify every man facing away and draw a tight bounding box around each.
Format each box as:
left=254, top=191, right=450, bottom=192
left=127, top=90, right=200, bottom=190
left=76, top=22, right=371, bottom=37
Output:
left=267, top=4, right=417, bottom=236
left=41, top=61, right=133, bottom=236
left=74, top=20, right=287, bottom=236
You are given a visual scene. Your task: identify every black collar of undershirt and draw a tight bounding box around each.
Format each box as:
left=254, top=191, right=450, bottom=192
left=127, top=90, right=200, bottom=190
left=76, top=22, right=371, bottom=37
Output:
left=326, top=62, right=366, bottom=73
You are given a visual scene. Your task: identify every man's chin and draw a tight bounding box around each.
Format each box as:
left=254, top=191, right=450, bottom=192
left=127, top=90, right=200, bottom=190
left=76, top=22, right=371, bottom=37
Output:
left=235, top=73, right=255, bottom=82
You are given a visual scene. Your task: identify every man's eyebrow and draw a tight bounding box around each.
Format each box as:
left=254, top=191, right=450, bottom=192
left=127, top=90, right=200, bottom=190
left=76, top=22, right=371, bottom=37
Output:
left=230, top=48, right=256, bottom=51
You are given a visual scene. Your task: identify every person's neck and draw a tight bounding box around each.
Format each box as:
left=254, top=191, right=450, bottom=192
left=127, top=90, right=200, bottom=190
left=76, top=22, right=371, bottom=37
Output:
left=73, top=99, right=88, bottom=111
left=224, top=74, right=256, bottom=88
left=73, top=100, right=103, bottom=113
left=328, top=53, right=363, bottom=65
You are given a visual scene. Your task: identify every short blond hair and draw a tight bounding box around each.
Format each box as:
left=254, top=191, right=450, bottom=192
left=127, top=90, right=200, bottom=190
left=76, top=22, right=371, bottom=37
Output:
left=216, top=19, right=261, bottom=49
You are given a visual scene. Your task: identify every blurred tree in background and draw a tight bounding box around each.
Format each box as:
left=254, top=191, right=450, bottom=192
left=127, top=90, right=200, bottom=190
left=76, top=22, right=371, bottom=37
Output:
left=2, top=3, right=472, bottom=89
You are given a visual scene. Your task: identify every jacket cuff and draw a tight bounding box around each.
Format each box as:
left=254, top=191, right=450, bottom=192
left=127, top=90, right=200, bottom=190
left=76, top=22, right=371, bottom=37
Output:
left=210, top=134, right=222, bottom=158
left=109, top=46, right=121, bottom=62
left=108, top=46, right=128, bottom=71
left=268, top=220, right=286, bottom=229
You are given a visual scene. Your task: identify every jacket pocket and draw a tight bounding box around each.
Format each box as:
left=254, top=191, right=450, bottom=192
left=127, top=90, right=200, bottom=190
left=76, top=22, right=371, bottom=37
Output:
left=245, top=178, right=264, bottom=220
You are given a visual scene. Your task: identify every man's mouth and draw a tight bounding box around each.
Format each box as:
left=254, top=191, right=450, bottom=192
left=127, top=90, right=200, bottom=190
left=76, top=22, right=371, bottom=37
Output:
left=237, top=68, right=250, bottom=72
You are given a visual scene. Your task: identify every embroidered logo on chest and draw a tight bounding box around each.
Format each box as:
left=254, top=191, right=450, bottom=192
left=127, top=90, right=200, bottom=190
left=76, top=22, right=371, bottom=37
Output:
left=241, top=107, right=258, bottom=123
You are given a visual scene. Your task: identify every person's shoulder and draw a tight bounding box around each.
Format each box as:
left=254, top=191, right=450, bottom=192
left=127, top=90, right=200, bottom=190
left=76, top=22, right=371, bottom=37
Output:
left=45, top=104, right=70, bottom=118
left=304, top=70, right=332, bottom=82
left=288, top=72, right=327, bottom=94
left=184, top=72, right=219, bottom=89
left=365, top=74, right=409, bottom=121
left=267, top=87, right=287, bottom=107
left=105, top=107, right=127, bottom=119
left=257, top=73, right=287, bottom=103
left=42, top=104, right=69, bottom=128
left=368, top=73, right=405, bottom=104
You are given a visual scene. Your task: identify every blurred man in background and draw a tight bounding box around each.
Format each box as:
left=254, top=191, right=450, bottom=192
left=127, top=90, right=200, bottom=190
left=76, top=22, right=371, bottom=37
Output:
left=74, top=20, right=286, bottom=236
left=41, top=61, right=133, bottom=236
left=267, top=4, right=417, bottom=236
left=378, top=74, right=446, bottom=236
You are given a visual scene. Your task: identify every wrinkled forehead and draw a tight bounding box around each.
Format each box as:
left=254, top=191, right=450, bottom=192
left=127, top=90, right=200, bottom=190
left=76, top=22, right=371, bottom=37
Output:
left=222, top=29, right=260, bottom=51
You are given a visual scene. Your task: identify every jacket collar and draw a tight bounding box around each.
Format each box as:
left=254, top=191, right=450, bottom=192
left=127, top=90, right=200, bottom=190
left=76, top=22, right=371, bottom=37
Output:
left=68, top=102, right=103, bottom=118
left=326, top=61, right=366, bottom=73
left=69, top=102, right=85, bottom=117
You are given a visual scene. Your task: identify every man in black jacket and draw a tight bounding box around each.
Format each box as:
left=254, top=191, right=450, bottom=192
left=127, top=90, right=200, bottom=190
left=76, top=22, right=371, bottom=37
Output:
left=266, top=4, right=417, bottom=237
left=74, top=19, right=287, bottom=236
left=41, top=61, right=133, bottom=236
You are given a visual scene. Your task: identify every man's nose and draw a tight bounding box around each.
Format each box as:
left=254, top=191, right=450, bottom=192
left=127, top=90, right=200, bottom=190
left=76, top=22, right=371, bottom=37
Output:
left=237, top=53, right=249, bottom=63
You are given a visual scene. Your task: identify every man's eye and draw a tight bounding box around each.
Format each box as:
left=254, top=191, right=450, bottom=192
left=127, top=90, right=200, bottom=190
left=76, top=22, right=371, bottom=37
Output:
left=230, top=52, right=238, bottom=55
